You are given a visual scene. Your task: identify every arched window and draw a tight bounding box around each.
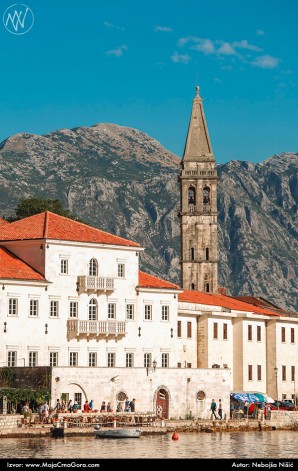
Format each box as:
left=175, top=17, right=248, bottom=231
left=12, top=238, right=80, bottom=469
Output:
left=205, top=283, right=210, bottom=293
left=188, top=187, right=196, bottom=205
left=191, top=283, right=195, bottom=291
left=190, top=247, right=195, bottom=261
left=89, top=258, right=98, bottom=276
left=206, top=248, right=209, bottom=261
left=89, top=298, right=98, bottom=320
left=203, top=186, right=210, bottom=205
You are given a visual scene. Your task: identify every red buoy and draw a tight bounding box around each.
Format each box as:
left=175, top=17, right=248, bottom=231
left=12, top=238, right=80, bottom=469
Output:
left=172, top=431, right=179, bottom=440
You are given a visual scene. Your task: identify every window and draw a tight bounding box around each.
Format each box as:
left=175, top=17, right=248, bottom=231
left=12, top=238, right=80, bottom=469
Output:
left=291, top=328, right=295, bottom=344
left=190, top=247, right=195, bottom=261
left=187, top=363, right=192, bottom=368
left=188, top=187, right=195, bottom=205
left=162, top=305, right=169, bottom=321
left=107, top=353, right=115, bottom=367
left=89, top=352, right=97, bottom=367
left=203, top=186, right=210, bottom=205
left=206, top=248, right=209, bottom=261
left=177, top=321, right=182, bottom=338
left=30, top=300, right=39, bottom=317
left=162, top=353, right=169, bottom=368
left=8, top=298, right=18, bottom=316
left=144, top=305, right=152, bottom=321
left=89, top=258, right=98, bottom=276
left=191, top=283, right=195, bottom=290
left=248, top=324, right=252, bottom=341
left=60, top=259, right=68, bottom=274
left=205, top=283, right=210, bottom=293
left=223, top=323, right=228, bottom=340
left=213, top=322, right=218, bottom=339
left=257, top=326, right=261, bottom=342
left=126, top=353, right=134, bottom=368
left=281, top=327, right=286, bottom=343
left=177, top=363, right=181, bottom=368
left=8, top=351, right=17, bottom=367
left=248, top=365, right=253, bottom=381
left=126, top=304, right=134, bottom=320
left=29, top=352, right=38, bottom=367
left=144, top=353, right=151, bottom=368
left=187, top=322, right=192, bottom=338
left=89, top=299, right=97, bottom=320
left=69, top=352, right=78, bottom=367
left=69, top=302, right=78, bottom=318
left=50, top=352, right=58, bottom=367
left=74, top=393, right=82, bottom=409
left=257, top=365, right=262, bottom=381
left=118, top=264, right=125, bottom=278
left=50, top=301, right=59, bottom=318
left=282, top=365, right=286, bottom=381
left=282, top=394, right=287, bottom=400
left=291, top=366, right=295, bottom=382
left=108, top=303, right=116, bottom=319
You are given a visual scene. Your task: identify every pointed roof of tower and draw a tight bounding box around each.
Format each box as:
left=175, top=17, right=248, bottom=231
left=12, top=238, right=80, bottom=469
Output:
left=182, top=86, right=214, bottom=162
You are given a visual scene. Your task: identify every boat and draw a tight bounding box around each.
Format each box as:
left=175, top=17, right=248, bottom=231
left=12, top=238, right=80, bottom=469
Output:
left=94, top=425, right=141, bottom=438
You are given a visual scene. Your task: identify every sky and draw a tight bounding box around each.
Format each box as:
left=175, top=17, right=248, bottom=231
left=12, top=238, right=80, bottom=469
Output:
left=0, top=0, right=297, bottom=164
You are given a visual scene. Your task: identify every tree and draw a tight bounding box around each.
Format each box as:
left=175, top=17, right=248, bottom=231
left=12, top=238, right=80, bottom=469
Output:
left=7, top=198, right=84, bottom=222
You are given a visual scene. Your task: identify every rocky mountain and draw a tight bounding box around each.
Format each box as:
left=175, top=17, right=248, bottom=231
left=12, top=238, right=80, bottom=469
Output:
left=0, top=124, right=297, bottom=311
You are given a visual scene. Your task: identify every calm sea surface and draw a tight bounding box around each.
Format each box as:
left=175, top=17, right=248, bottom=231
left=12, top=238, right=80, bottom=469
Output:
left=0, top=431, right=297, bottom=460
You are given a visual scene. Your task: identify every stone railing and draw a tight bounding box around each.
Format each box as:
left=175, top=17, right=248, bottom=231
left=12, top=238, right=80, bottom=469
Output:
left=77, top=276, right=114, bottom=294
left=181, top=170, right=217, bottom=177
left=67, top=319, right=126, bottom=337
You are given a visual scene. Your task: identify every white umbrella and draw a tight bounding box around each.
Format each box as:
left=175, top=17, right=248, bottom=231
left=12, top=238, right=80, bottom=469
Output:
left=266, top=396, right=275, bottom=403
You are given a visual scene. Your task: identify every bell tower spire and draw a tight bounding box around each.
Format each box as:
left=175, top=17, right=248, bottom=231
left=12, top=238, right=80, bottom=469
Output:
left=179, top=86, right=218, bottom=293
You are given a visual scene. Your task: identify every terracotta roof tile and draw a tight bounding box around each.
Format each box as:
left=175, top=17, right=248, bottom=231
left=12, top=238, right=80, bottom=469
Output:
left=0, top=247, right=45, bottom=281
left=138, top=271, right=181, bottom=290
left=0, top=212, right=140, bottom=247
left=179, top=290, right=281, bottom=317
left=0, top=219, right=10, bottom=225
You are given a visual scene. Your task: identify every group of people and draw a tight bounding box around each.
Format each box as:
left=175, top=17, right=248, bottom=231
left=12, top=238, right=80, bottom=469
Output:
left=116, top=397, right=136, bottom=412
left=210, top=399, right=223, bottom=420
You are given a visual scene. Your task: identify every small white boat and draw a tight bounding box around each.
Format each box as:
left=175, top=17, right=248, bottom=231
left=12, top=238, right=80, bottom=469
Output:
left=94, top=425, right=141, bottom=438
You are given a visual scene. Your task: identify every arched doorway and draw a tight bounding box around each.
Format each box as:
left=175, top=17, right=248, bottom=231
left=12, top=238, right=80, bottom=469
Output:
left=156, top=388, right=169, bottom=419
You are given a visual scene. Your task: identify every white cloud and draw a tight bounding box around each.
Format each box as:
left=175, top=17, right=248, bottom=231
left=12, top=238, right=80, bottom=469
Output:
left=214, top=77, right=223, bottom=83
left=171, top=51, right=191, bottom=64
left=252, top=55, right=279, bottom=69
left=217, top=42, right=236, bottom=55
left=178, top=37, right=262, bottom=57
left=192, top=39, right=215, bottom=54
left=256, top=30, right=265, bottom=36
left=154, top=26, right=173, bottom=33
left=106, top=45, right=128, bottom=57
left=104, top=21, right=124, bottom=31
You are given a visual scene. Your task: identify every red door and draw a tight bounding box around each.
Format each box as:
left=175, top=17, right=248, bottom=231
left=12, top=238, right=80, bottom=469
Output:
left=156, top=389, right=169, bottom=419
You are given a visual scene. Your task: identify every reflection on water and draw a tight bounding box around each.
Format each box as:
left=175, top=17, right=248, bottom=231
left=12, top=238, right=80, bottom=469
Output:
left=1, top=431, right=298, bottom=459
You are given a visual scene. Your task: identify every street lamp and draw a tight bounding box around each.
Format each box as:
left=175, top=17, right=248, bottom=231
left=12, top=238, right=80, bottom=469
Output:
left=274, top=366, right=279, bottom=409
left=146, top=359, right=157, bottom=376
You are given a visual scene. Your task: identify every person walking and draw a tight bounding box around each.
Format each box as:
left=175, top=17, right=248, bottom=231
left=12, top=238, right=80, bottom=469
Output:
left=218, top=399, right=223, bottom=420
left=130, top=398, right=136, bottom=413
left=210, top=399, right=218, bottom=419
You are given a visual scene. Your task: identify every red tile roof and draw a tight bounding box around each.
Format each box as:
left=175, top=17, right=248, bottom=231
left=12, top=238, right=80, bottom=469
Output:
left=234, top=296, right=297, bottom=317
left=138, top=271, right=181, bottom=290
left=0, top=247, right=45, bottom=281
left=0, top=212, right=140, bottom=247
left=179, top=290, right=281, bottom=317
left=0, top=218, right=10, bottom=225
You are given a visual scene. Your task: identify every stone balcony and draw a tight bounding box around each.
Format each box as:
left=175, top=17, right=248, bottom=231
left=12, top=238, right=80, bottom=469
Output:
left=180, top=170, right=217, bottom=177
left=77, top=276, right=114, bottom=294
left=67, top=319, right=126, bottom=339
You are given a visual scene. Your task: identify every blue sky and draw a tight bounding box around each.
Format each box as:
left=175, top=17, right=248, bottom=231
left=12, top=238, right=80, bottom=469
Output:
left=0, top=0, right=297, bottom=164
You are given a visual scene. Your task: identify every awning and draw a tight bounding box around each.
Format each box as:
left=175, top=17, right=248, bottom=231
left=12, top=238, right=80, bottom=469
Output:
left=231, top=392, right=267, bottom=403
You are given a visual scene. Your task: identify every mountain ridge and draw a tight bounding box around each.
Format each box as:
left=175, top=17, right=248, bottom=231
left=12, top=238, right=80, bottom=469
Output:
left=0, top=124, right=297, bottom=311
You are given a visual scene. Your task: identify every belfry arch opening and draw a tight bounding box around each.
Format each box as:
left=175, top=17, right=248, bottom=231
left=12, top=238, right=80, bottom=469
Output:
left=188, top=187, right=196, bottom=205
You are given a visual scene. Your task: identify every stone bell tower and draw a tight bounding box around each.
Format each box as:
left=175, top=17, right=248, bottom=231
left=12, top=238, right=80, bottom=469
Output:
left=179, top=86, right=218, bottom=293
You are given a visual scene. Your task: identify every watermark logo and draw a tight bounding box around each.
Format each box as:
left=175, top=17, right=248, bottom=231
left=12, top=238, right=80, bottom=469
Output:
left=3, top=4, right=34, bottom=35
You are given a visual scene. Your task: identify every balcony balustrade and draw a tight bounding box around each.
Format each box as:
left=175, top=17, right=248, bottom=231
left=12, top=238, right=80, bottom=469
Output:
left=67, top=319, right=126, bottom=339
left=77, top=276, right=114, bottom=294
